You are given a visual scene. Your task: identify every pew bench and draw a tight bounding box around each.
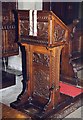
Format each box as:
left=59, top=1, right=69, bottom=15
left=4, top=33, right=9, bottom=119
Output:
left=61, top=19, right=83, bottom=87
left=0, top=103, right=31, bottom=119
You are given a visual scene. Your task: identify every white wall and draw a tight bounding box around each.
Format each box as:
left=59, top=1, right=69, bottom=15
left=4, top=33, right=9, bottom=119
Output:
left=8, top=48, right=22, bottom=71
left=18, top=0, right=42, bottom=10
left=8, top=0, right=42, bottom=71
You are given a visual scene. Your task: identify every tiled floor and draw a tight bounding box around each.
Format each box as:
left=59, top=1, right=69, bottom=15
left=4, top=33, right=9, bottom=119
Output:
left=0, top=75, right=22, bottom=106
left=0, top=75, right=82, bottom=119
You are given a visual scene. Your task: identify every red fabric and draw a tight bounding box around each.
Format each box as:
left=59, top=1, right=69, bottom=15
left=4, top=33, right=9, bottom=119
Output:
left=60, top=81, right=83, bottom=97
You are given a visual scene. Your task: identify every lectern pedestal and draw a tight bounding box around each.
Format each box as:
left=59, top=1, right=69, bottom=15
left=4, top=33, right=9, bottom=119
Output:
left=10, top=10, right=71, bottom=119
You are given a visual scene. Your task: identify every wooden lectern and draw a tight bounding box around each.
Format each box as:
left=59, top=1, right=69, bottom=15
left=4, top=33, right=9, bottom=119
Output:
left=10, top=10, right=71, bottom=119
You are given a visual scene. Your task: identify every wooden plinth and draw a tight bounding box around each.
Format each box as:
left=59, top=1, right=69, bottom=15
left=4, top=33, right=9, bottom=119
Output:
left=10, top=93, right=72, bottom=119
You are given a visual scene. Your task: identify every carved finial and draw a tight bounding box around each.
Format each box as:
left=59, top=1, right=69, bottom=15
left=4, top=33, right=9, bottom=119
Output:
left=73, top=19, right=79, bottom=26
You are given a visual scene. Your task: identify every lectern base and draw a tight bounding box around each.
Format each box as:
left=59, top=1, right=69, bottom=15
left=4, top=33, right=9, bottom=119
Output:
left=10, top=93, right=73, bottom=119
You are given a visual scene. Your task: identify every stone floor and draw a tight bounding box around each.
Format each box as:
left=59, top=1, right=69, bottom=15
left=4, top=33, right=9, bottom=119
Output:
left=0, top=74, right=82, bottom=119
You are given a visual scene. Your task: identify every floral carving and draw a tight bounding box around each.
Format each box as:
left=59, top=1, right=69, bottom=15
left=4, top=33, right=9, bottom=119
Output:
left=20, top=20, right=29, bottom=36
left=54, top=24, right=65, bottom=42
left=37, top=22, right=48, bottom=40
left=33, top=53, right=50, bottom=67
left=32, top=53, right=50, bottom=99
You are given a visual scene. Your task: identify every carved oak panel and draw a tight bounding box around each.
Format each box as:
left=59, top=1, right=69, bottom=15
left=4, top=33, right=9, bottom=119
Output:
left=20, top=20, right=29, bottom=36
left=54, top=23, right=65, bottom=42
left=37, top=22, right=48, bottom=40
left=33, top=53, right=50, bottom=99
left=2, top=24, right=18, bottom=57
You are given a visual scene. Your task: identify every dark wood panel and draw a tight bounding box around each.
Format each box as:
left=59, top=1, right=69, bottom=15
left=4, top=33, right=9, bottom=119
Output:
left=2, top=2, right=19, bottom=57
left=61, top=18, right=83, bottom=86
left=43, top=2, right=80, bottom=25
